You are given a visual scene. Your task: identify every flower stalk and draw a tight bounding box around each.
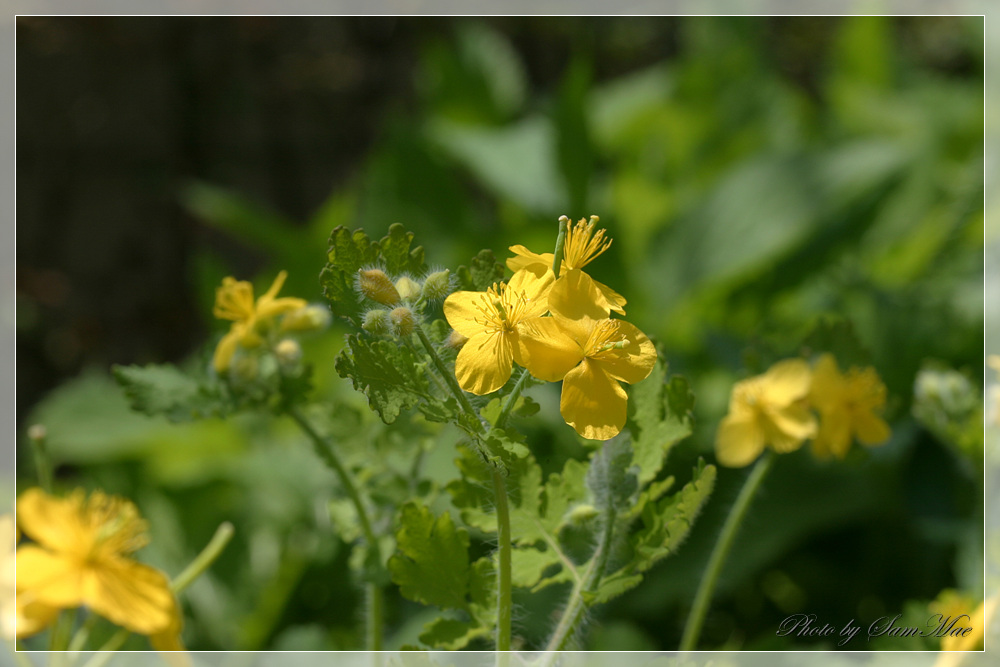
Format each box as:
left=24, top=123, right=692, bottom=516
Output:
left=286, top=406, right=384, bottom=650
left=680, top=451, right=775, bottom=651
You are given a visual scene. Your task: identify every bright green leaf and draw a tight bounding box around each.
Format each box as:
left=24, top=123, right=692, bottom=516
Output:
left=389, top=502, right=471, bottom=611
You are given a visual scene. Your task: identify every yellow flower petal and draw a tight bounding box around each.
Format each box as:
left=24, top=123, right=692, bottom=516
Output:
left=444, top=290, right=493, bottom=339
left=808, top=354, right=843, bottom=407
left=854, top=411, right=891, bottom=446
left=813, top=408, right=852, bottom=459
left=591, top=321, right=656, bottom=384
left=548, top=269, right=612, bottom=322
left=715, top=413, right=766, bottom=468
left=595, top=279, right=627, bottom=315
left=213, top=326, right=243, bottom=373
left=506, top=245, right=553, bottom=273
left=84, top=560, right=175, bottom=635
left=15, top=546, right=85, bottom=608
left=518, top=318, right=584, bottom=382
left=260, top=269, right=288, bottom=302
left=16, top=489, right=80, bottom=554
left=761, top=359, right=812, bottom=405
left=455, top=331, right=514, bottom=395
left=506, top=266, right=554, bottom=317
left=560, top=359, right=628, bottom=440
left=768, top=402, right=818, bottom=442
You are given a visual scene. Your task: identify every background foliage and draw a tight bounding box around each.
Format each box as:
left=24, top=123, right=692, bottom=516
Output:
left=15, top=16, right=984, bottom=650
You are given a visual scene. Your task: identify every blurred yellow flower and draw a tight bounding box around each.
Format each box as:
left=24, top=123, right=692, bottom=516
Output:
left=444, top=268, right=553, bottom=395
left=518, top=271, right=655, bottom=440
left=932, top=592, right=997, bottom=667
left=14, top=488, right=183, bottom=645
left=808, top=354, right=890, bottom=459
left=715, top=359, right=817, bottom=467
left=1, top=513, right=57, bottom=639
left=213, top=270, right=307, bottom=373
left=507, top=215, right=626, bottom=314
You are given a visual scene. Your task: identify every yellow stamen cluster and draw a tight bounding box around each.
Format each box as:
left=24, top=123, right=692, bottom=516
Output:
left=562, top=215, right=612, bottom=271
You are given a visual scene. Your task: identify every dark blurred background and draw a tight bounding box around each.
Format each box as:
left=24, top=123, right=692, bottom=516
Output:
left=15, top=16, right=979, bottom=425
left=14, top=16, right=985, bottom=651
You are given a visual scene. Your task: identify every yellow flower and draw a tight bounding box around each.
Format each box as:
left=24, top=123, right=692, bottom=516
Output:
left=715, top=359, right=817, bottom=467
left=14, top=488, right=183, bottom=645
left=507, top=215, right=626, bottom=315
left=2, top=513, right=58, bottom=639
left=808, top=353, right=891, bottom=459
left=443, top=268, right=553, bottom=395
left=518, top=271, right=656, bottom=440
left=213, top=270, right=307, bottom=373
left=931, top=592, right=997, bottom=667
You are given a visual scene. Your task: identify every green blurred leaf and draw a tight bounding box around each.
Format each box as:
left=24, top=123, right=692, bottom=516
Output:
left=628, top=359, right=694, bottom=485
left=113, top=363, right=230, bottom=422
left=456, top=249, right=506, bottom=292
left=389, top=501, right=471, bottom=610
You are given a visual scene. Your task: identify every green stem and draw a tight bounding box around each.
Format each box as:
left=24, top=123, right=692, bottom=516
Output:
left=365, top=582, right=383, bottom=653
left=413, top=324, right=513, bottom=655
left=679, top=451, right=775, bottom=651
left=171, top=522, right=235, bottom=594
left=551, top=215, right=569, bottom=278
left=28, top=425, right=53, bottom=493
left=48, top=608, right=75, bottom=654
left=491, top=469, right=513, bottom=654
left=414, top=325, right=484, bottom=428
left=543, top=506, right=617, bottom=655
left=66, top=612, right=100, bottom=653
left=493, top=367, right=532, bottom=431
left=286, top=407, right=383, bottom=650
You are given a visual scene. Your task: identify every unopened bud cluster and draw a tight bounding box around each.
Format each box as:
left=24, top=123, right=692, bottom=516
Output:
left=356, top=266, right=454, bottom=340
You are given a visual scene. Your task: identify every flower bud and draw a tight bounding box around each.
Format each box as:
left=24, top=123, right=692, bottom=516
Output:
left=446, top=330, right=468, bottom=349
left=566, top=504, right=599, bottom=525
left=421, top=269, right=451, bottom=301
left=274, top=338, right=303, bottom=367
left=28, top=424, right=47, bottom=442
left=357, top=268, right=400, bottom=306
left=281, top=304, right=332, bottom=332
left=390, top=307, right=416, bottom=337
left=231, top=355, right=259, bottom=384
left=395, top=276, right=422, bottom=301
left=362, top=309, right=393, bottom=335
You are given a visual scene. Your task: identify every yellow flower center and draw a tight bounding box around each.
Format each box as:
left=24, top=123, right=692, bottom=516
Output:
left=473, top=282, right=534, bottom=334
left=563, top=216, right=612, bottom=271
left=77, top=492, right=149, bottom=562
left=214, top=278, right=257, bottom=322
left=583, top=319, right=630, bottom=358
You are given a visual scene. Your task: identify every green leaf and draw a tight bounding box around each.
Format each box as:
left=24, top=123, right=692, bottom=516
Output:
left=319, top=226, right=380, bottom=324
left=335, top=335, right=437, bottom=424
left=456, top=249, right=506, bottom=292
left=586, top=436, right=639, bottom=514
left=590, top=461, right=716, bottom=605
left=379, top=222, right=428, bottom=276
left=418, top=617, right=488, bottom=650
left=628, top=359, right=694, bottom=484
left=113, top=363, right=232, bottom=422
left=389, top=502, right=471, bottom=610
left=484, top=428, right=530, bottom=460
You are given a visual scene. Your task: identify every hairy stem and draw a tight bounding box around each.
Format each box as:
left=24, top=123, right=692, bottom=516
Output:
left=28, top=425, right=53, bottom=493
left=493, top=367, right=532, bottom=431
left=413, top=323, right=513, bottom=656
left=543, top=506, right=617, bottom=656
left=414, top=325, right=483, bottom=428
left=492, top=469, right=513, bottom=654
left=287, top=406, right=383, bottom=650
left=680, top=451, right=775, bottom=651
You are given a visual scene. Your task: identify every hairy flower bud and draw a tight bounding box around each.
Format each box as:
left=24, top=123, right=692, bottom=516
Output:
left=281, top=304, right=332, bottom=332
left=274, top=338, right=303, bottom=367
left=231, top=355, right=259, bottom=384
left=421, top=269, right=451, bottom=301
left=362, top=309, right=393, bottom=335
left=390, top=307, right=416, bottom=337
left=445, top=330, right=469, bottom=349
left=395, top=276, right=422, bottom=301
left=357, top=268, right=401, bottom=306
